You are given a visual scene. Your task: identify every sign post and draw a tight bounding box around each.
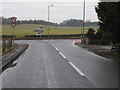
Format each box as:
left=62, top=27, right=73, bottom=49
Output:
left=9, top=17, right=17, bottom=45
left=34, top=25, right=44, bottom=38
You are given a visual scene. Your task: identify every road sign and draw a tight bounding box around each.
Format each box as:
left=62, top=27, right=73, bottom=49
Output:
left=9, top=17, right=17, bottom=28
left=80, top=20, right=84, bottom=25
left=34, top=28, right=44, bottom=34
left=34, top=26, right=44, bottom=37
left=9, top=16, right=17, bottom=45
left=11, top=23, right=16, bottom=28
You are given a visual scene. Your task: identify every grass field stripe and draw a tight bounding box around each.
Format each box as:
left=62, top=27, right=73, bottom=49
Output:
left=59, top=52, right=66, bottom=59
left=69, top=62, right=85, bottom=76
left=55, top=47, right=58, bottom=51
left=3, top=24, right=98, bottom=37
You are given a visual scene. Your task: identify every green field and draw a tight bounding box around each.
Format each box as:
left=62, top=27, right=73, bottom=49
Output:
left=2, top=24, right=98, bottom=37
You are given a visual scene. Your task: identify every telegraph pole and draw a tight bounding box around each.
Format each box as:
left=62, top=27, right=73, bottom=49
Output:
left=83, top=0, right=85, bottom=36
left=82, top=0, right=85, bottom=44
left=48, top=6, right=50, bottom=38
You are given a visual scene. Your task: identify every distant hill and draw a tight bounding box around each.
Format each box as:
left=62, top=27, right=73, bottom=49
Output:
left=59, top=19, right=98, bottom=27
left=1, top=17, right=58, bottom=26
left=1, top=17, right=98, bottom=27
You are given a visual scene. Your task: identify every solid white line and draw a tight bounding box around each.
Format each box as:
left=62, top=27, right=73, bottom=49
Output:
left=55, top=47, right=58, bottom=51
left=69, top=62, right=85, bottom=76
left=59, top=52, right=66, bottom=59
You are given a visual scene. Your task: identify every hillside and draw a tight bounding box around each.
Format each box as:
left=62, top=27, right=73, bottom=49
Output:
left=59, top=19, right=98, bottom=27
left=1, top=17, right=98, bottom=27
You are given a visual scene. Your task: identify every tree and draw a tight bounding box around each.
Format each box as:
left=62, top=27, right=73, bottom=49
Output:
left=95, top=29, right=103, bottom=40
left=86, top=28, right=95, bottom=40
left=95, top=1, right=120, bottom=44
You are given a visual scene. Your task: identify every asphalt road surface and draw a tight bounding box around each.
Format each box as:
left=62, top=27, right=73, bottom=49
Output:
left=0, top=40, right=118, bottom=88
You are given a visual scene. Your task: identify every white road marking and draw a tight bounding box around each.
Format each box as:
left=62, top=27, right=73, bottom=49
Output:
left=72, top=41, right=77, bottom=47
left=72, top=42, right=75, bottom=45
left=59, top=52, right=66, bottom=59
left=55, top=47, right=58, bottom=51
left=49, top=42, right=54, bottom=47
left=72, top=41, right=75, bottom=44
left=69, top=62, right=85, bottom=76
left=49, top=42, right=66, bottom=59
left=52, top=44, right=54, bottom=46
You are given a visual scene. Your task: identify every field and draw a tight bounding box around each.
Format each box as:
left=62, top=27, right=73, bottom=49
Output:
left=2, top=24, right=98, bottom=37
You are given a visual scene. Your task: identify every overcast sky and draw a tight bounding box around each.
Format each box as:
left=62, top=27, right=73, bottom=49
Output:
left=1, top=0, right=101, bottom=23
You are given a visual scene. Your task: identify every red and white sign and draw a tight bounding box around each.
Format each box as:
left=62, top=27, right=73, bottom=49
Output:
left=80, top=20, right=84, bottom=25
left=11, top=24, right=16, bottom=28
left=9, top=17, right=17, bottom=28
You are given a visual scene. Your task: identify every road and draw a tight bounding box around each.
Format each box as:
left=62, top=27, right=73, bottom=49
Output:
left=0, top=40, right=118, bottom=88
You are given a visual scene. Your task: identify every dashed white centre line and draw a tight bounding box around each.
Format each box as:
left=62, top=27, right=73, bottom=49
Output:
left=59, top=52, right=66, bottom=59
left=55, top=47, right=58, bottom=51
left=69, top=62, right=85, bottom=76
left=49, top=42, right=54, bottom=46
left=52, top=44, right=54, bottom=46
left=49, top=41, right=85, bottom=77
left=50, top=42, right=85, bottom=77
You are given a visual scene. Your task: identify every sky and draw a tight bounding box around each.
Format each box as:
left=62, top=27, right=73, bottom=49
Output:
left=1, top=0, right=101, bottom=23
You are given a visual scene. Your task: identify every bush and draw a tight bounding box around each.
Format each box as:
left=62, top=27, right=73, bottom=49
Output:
left=87, top=28, right=112, bottom=45
left=86, top=28, right=96, bottom=40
